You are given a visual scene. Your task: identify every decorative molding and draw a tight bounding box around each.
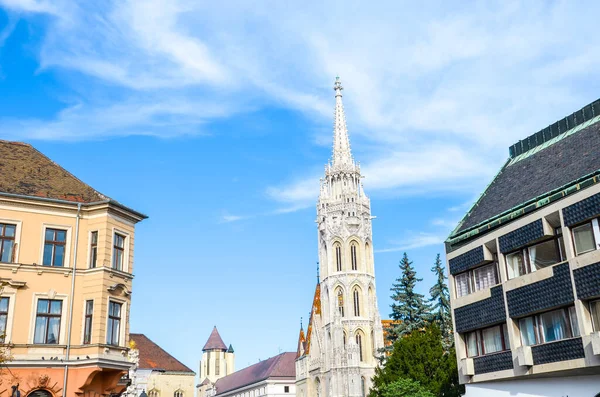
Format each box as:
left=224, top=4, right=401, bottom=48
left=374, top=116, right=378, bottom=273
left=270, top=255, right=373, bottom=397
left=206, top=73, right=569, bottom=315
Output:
left=107, top=283, right=132, bottom=296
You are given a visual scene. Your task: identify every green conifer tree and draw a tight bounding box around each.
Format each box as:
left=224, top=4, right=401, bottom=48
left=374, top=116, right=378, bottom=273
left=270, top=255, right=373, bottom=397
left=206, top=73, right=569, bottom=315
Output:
left=429, top=253, right=453, bottom=351
left=387, top=252, right=430, bottom=344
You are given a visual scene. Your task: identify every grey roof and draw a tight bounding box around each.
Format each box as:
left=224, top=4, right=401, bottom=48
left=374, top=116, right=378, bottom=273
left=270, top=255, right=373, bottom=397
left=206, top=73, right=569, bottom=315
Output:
left=451, top=103, right=600, bottom=240
left=214, top=352, right=296, bottom=395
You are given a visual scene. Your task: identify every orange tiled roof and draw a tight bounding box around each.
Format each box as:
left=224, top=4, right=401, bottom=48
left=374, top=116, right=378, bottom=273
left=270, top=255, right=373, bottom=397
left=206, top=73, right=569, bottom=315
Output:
left=298, top=283, right=321, bottom=358
left=130, top=333, right=195, bottom=373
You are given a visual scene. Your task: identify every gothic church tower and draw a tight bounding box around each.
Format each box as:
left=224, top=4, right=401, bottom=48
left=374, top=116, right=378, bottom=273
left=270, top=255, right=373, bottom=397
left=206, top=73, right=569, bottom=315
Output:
left=296, top=78, right=384, bottom=397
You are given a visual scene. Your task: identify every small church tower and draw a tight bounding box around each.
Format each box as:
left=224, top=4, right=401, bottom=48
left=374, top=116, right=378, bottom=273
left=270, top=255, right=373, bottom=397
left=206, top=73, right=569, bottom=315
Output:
left=295, top=77, right=385, bottom=397
left=198, top=326, right=235, bottom=396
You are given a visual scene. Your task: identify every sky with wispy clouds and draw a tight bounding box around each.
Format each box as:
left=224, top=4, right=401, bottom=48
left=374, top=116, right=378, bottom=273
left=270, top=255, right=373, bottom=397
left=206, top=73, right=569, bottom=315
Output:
left=2, top=0, right=600, bottom=374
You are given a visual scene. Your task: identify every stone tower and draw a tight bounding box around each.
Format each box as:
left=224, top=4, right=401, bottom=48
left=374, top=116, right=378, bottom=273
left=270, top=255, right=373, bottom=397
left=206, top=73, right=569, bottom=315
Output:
left=198, top=326, right=235, bottom=397
left=295, top=77, right=385, bottom=397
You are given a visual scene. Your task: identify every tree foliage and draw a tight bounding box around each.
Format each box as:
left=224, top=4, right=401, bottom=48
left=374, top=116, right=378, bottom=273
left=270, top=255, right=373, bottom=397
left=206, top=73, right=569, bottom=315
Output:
left=429, top=253, right=453, bottom=351
left=387, top=252, right=430, bottom=344
left=379, top=378, right=435, bottom=397
left=371, top=325, right=463, bottom=397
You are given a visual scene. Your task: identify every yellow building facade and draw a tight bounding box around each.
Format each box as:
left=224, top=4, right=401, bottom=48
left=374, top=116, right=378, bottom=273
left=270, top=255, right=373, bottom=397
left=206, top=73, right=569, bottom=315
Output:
left=0, top=140, right=146, bottom=396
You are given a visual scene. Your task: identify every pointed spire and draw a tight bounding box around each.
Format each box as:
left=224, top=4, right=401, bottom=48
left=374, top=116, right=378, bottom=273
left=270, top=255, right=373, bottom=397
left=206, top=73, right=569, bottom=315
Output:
left=203, top=326, right=227, bottom=351
left=316, top=261, right=320, bottom=284
left=332, top=76, right=354, bottom=169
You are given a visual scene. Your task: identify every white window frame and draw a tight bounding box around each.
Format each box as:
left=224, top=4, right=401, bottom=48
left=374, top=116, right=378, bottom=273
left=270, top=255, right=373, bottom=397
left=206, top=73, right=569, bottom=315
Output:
left=571, top=218, right=600, bottom=256
left=111, top=228, right=130, bottom=272
left=0, top=290, right=16, bottom=343
left=80, top=298, right=95, bottom=344
left=454, top=261, right=500, bottom=298
left=86, top=230, right=100, bottom=269
left=39, top=224, right=72, bottom=268
left=0, top=218, right=22, bottom=264
left=105, top=298, right=127, bottom=347
left=29, top=293, right=68, bottom=345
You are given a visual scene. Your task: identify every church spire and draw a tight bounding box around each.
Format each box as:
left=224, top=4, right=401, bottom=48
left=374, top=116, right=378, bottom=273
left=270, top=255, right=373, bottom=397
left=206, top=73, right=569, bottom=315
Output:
left=331, top=76, right=354, bottom=169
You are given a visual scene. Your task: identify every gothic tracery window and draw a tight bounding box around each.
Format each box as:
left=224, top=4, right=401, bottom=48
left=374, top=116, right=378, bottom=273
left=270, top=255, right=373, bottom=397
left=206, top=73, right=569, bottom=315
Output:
left=356, top=332, right=364, bottom=362
left=350, top=242, right=358, bottom=270
left=335, top=243, right=342, bottom=271
left=174, top=391, right=184, bottom=397
left=337, top=289, right=345, bottom=317
left=353, top=288, right=360, bottom=317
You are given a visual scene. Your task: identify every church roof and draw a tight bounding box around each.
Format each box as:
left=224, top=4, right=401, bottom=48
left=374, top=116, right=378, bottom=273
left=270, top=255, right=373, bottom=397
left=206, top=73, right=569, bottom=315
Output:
left=0, top=140, right=146, bottom=218
left=448, top=99, right=600, bottom=250
left=203, top=326, right=228, bottom=351
left=297, top=283, right=321, bottom=359
left=129, top=333, right=195, bottom=373
left=214, top=352, right=296, bottom=395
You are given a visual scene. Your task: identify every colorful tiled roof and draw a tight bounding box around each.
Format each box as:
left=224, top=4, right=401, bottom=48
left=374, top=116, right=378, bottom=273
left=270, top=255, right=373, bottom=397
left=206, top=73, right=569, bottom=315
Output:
left=130, top=333, right=195, bottom=373
left=203, top=326, right=228, bottom=351
left=214, top=352, right=296, bottom=395
left=297, top=283, right=321, bottom=359
left=449, top=99, right=600, bottom=249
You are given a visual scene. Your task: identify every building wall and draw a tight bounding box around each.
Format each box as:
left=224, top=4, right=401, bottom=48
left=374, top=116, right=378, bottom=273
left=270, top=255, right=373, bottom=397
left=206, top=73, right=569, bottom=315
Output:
left=217, top=379, right=296, bottom=397
left=0, top=196, right=144, bottom=396
left=463, top=375, right=600, bottom=397
left=446, top=183, right=600, bottom=385
left=145, top=372, right=196, bottom=397
left=200, top=350, right=235, bottom=383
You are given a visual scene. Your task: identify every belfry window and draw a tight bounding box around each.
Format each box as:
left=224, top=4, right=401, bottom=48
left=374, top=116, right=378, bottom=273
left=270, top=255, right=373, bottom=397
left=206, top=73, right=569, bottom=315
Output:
left=351, top=243, right=358, bottom=270
left=335, top=244, right=342, bottom=271
left=353, top=289, right=360, bottom=316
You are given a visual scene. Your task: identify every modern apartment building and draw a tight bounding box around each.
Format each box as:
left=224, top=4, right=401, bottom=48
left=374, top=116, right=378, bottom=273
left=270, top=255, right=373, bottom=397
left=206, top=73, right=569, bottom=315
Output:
left=0, top=141, right=146, bottom=396
left=445, top=101, right=600, bottom=397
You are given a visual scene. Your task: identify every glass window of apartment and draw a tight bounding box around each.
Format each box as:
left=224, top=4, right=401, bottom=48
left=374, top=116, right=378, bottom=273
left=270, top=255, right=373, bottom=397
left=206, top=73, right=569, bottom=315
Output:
left=572, top=220, right=598, bottom=255
left=89, top=231, right=98, bottom=268
left=112, top=233, right=125, bottom=270
left=0, top=223, right=16, bottom=263
left=0, top=297, right=9, bottom=342
left=519, top=306, right=579, bottom=346
left=590, top=300, right=600, bottom=333
left=83, top=300, right=93, bottom=344
left=43, top=228, right=67, bottom=267
left=34, top=299, right=62, bottom=344
left=506, top=230, right=565, bottom=279
left=465, top=324, right=508, bottom=357
left=455, top=261, right=499, bottom=298
left=107, top=301, right=122, bottom=345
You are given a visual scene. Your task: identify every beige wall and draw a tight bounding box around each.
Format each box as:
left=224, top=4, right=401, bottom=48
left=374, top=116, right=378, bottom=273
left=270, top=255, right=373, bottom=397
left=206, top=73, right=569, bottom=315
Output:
left=0, top=195, right=144, bottom=364
left=146, top=372, right=196, bottom=397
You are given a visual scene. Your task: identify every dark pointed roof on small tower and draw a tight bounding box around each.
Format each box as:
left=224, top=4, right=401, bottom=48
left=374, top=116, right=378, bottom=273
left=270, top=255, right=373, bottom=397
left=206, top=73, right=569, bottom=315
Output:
left=203, top=326, right=228, bottom=351
left=227, top=344, right=235, bottom=353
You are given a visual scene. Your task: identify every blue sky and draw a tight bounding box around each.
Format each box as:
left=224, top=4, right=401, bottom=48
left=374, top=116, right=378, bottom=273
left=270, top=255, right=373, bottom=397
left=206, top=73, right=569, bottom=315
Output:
left=2, top=0, right=600, bottom=375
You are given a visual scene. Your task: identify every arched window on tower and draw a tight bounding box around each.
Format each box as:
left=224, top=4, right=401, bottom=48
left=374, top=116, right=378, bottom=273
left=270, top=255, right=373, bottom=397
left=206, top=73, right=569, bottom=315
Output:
left=356, top=332, right=364, bottom=362
left=350, top=242, right=358, bottom=271
left=353, top=288, right=360, bottom=317
left=335, top=243, right=342, bottom=272
left=343, top=331, right=347, bottom=347
left=361, top=377, right=366, bottom=397
left=337, top=288, right=345, bottom=317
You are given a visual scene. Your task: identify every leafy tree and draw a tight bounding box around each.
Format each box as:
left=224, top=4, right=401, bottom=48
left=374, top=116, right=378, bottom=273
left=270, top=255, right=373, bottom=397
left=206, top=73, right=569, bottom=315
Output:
left=370, top=325, right=463, bottom=397
left=379, top=378, right=435, bottom=397
left=387, top=252, right=430, bottom=344
left=429, top=253, right=453, bottom=351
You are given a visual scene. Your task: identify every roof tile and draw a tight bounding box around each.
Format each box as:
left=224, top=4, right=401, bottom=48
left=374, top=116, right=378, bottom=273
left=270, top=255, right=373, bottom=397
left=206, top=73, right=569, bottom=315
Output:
left=130, top=333, right=195, bottom=373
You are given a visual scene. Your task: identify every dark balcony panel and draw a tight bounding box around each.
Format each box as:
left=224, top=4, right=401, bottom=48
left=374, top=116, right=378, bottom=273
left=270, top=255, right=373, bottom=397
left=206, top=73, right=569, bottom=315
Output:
left=563, top=192, right=600, bottom=227
left=498, top=219, right=544, bottom=254
left=449, top=246, right=486, bottom=275
left=574, top=261, right=600, bottom=300
left=506, top=263, right=574, bottom=318
left=473, top=351, right=514, bottom=374
left=454, top=286, right=506, bottom=334
left=531, top=338, right=585, bottom=365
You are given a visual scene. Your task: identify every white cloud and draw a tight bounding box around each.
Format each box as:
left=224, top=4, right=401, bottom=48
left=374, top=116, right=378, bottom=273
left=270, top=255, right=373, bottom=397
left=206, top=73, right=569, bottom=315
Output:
left=2, top=0, right=600, bottom=203
left=219, top=213, right=250, bottom=223
left=376, top=232, right=445, bottom=253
